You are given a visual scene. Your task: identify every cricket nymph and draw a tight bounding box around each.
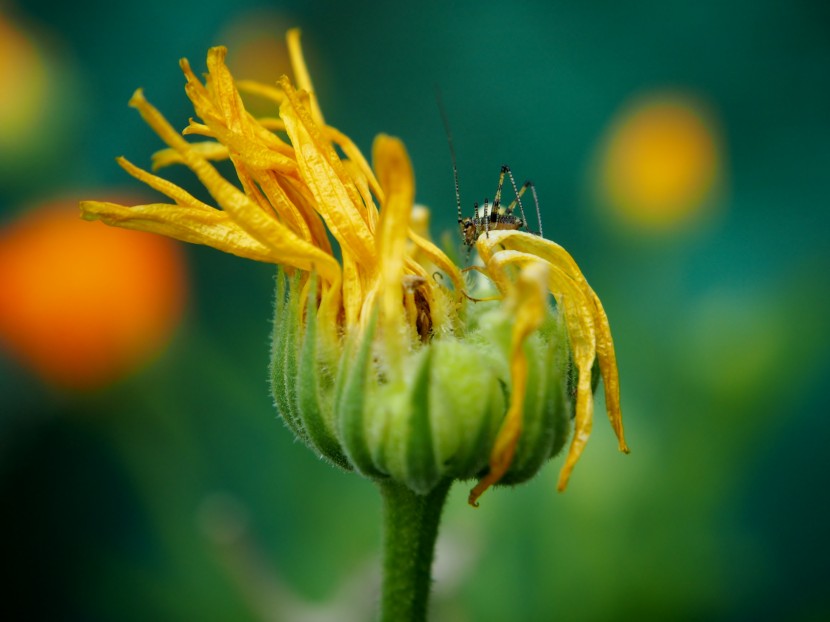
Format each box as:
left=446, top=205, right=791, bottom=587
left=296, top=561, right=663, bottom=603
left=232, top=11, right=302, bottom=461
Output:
left=458, top=164, right=541, bottom=247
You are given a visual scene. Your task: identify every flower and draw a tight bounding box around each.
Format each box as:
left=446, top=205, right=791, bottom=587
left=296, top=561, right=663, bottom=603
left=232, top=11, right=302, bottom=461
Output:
left=80, top=29, right=628, bottom=505
left=595, top=92, right=722, bottom=232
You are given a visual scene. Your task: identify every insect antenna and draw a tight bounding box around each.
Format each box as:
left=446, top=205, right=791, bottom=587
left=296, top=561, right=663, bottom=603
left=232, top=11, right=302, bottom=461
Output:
left=436, top=88, right=464, bottom=236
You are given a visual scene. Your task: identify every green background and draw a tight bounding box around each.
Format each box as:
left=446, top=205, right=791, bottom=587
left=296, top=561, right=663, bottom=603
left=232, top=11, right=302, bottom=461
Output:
left=2, top=1, right=829, bottom=620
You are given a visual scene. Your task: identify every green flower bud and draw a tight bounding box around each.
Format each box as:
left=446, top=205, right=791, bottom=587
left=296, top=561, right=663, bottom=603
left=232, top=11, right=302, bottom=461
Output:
left=271, top=256, right=594, bottom=505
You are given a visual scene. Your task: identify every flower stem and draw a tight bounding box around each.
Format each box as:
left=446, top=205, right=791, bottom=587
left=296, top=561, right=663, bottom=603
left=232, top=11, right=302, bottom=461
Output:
left=378, top=479, right=452, bottom=622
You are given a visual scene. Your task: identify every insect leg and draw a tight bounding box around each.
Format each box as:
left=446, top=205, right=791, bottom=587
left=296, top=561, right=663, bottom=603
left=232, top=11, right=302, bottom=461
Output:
left=493, top=165, right=508, bottom=219
left=505, top=180, right=543, bottom=237
left=529, top=181, right=542, bottom=238
left=504, top=167, right=530, bottom=233
left=483, top=197, right=490, bottom=238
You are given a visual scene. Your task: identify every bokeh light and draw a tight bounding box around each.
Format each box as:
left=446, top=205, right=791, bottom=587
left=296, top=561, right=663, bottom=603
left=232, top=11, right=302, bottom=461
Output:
left=0, top=200, right=188, bottom=390
left=595, top=93, right=723, bottom=233
left=0, top=9, right=81, bottom=189
left=0, top=12, right=47, bottom=153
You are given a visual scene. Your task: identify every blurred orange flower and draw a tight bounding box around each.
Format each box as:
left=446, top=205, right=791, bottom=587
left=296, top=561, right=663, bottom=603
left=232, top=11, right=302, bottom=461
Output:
left=0, top=201, right=187, bottom=390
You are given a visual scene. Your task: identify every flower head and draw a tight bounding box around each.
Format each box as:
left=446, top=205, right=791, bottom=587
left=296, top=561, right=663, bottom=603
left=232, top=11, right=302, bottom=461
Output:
left=80, top=29, right=627, bottom=505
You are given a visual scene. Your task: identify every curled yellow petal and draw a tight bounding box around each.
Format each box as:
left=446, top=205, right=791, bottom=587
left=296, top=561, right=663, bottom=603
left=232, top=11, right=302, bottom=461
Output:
left=469, top=261, right=548, bottom=506
left=482, top=246, right=598, bottom=491
left=407, top=228, right=466, bottom=301
left=181, top=55, right=296, bottom=172
left=493, top=231, right=626, bottom=451
left=478, top=230, right=628, bottom=457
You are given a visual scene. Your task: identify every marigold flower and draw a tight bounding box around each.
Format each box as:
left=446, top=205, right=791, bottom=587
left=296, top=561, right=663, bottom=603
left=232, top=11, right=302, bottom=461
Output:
left=80, top=29, right=627, bottom=505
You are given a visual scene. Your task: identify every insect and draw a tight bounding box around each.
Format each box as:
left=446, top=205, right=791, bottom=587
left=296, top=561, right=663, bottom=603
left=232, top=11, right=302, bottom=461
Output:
left=437, top=96, right=543, bottom=248
left=456, top=164, right=542, bottom=247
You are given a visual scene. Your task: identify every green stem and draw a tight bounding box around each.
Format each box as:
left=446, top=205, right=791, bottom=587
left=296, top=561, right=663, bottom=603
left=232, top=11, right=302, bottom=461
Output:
left=378, top=479, right=452, bottom=622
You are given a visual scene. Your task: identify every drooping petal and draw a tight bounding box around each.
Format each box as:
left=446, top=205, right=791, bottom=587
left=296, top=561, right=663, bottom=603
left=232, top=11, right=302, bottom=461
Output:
left=478, top=230, right=628, bottom=456
left=480, top=245, right=599, bottom=491
left=488, top=231, right=626, bottom=451
left=469, top=261, right=548, bottom=506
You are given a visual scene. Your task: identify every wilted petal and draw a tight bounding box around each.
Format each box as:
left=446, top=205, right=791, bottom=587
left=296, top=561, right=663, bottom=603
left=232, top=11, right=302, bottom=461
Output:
left=373, top=134, right=415, bottom=365
left=79, top=200, right=278, bottom=263
left=469, top=261, right=548, bottom=506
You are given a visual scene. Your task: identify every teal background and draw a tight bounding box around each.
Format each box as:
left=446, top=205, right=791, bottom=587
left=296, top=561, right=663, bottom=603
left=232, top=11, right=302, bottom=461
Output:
left=2, top=1, right=829, bottom=620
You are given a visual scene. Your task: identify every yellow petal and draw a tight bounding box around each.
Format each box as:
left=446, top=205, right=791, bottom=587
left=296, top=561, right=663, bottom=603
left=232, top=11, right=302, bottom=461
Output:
left=373, top=134, right=415, bottom=366
left=151, top=142, right=230, bottom=170
left=205, top=47, right=245, bottom=132
left=116, top=156, right=213, bottom=211
left=231, top=155, right=313, bottom=243
left=325, top=125, right=383, bottom=205
left=181, top=120, right=214, bottom=138
left=181, top=55, right=296, bottom=172
left=407, top=228, right=466, bottom=301
left=469, top=261, right=548, bottom=506
left=128, top=88, right=340, bottom=284
left=279, top=175, right=333, bottom=254
left=286, top=28, right=324, bottom=125
left=481, top=244, right=601, bottom=492
left=478, top=230, right=628, bottom=454
left=279, top=78, right=377, bottom=270
left=342, top=250, right=363, bottom=328
left=79, top=200, right=278, bottom=263
left=235, top=80, right=285, bottom=104
left=342, top=159, right=378, bottom=235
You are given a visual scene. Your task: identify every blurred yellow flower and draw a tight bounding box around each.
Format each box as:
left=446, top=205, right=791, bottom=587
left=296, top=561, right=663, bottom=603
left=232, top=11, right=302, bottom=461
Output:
left=80, top=29, right=627, bottom=503
left=0, top=12, right=47, bottom=153
left=596, top=93, right=722, bottom=232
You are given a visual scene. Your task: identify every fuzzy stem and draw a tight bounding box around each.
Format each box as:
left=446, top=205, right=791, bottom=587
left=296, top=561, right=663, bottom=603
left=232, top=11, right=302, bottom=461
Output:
left=378, top=479, right=452, bottom=622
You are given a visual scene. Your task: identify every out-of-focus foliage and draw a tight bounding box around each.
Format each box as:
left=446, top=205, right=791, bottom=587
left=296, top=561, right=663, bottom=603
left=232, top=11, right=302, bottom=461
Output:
left=1, top=1, right=828, bottom=620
